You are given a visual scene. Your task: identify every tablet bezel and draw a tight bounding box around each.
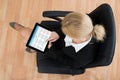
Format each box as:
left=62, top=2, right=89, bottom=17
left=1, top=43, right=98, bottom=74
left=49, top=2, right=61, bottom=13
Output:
left=26, top=23, right=52, bottom=53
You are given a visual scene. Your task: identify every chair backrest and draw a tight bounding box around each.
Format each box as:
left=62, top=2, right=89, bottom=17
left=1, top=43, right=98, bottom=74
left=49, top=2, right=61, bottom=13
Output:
left=41, top=4, right=116, bottom=67
left=88, top=4, right=116, bottom=66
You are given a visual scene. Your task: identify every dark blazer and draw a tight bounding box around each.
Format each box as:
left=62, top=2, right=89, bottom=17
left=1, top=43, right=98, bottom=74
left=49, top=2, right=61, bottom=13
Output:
left=43, top=28, right=98, bottom=69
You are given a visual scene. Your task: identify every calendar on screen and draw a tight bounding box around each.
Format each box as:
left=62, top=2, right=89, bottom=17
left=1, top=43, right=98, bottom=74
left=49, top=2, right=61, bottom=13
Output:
left=26, top=23, right=51, bottom=52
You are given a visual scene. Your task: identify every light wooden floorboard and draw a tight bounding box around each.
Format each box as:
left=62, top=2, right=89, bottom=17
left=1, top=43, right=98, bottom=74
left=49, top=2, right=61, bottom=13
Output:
left=0, top=0, right=120, bottom=80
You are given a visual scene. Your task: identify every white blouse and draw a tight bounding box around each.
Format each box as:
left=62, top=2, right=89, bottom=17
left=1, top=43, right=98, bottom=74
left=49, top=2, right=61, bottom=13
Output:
left=64, top=35, right=92, bottom=53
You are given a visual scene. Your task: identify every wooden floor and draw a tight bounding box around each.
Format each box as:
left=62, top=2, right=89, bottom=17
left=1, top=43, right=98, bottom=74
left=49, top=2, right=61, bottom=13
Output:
left=0, top=0, right=120, bottom=80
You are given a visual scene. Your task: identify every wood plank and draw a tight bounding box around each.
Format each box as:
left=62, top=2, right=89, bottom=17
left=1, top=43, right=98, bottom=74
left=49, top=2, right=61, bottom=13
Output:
left=0, top=0, right=119, bottom=80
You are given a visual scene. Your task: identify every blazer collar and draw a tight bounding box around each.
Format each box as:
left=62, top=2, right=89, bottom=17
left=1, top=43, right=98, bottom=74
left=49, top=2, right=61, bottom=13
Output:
left=61, top=37, right=97, bottom=53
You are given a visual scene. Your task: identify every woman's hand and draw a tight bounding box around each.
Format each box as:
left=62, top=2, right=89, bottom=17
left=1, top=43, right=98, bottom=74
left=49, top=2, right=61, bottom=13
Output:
left=47, top=31, right=60, bottom=48
left=19, top=28, right=60, bottom=49
left=15, top=24, right=59, bottom=49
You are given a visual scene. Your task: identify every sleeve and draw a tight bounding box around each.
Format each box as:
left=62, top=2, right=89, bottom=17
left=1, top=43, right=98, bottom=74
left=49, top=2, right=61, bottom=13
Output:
left=54, top=27, right=65, bottom=39
left=43, top=46, right=77, bottom=64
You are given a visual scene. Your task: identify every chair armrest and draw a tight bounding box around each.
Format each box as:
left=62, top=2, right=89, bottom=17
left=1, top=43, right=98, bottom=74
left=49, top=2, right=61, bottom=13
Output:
left=43, top=11, right=72, bottom=21
left=43, top=11, right=72, bottom=17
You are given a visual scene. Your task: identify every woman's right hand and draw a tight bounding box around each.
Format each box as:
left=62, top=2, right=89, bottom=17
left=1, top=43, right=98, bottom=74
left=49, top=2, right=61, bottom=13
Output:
left=20, top=29, right=60, bottom=49
left=14, top=23, right=60, bottom=50
left=47, top=31, right=60, bottom=48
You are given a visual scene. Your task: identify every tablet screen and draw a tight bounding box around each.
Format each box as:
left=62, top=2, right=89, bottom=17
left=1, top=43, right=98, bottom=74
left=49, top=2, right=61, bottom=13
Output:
left=26, top=23, right=51, bottom=52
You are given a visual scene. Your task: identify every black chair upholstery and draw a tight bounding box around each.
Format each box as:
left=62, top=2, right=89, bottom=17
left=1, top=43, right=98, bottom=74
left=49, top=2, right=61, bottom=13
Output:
left=37, top=3, right=116, bottom=75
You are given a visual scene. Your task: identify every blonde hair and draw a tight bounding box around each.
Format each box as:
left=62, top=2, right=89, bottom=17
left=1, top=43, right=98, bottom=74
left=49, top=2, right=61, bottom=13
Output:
left=61, top=12, right=106, bottom=41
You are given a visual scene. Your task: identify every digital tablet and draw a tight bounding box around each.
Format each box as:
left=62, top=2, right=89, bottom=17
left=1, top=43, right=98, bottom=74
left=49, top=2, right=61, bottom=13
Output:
left=26, top=23, right=52, bottom=52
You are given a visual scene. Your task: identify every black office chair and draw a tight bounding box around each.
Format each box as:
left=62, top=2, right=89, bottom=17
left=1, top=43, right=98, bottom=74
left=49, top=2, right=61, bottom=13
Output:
left=36, top=3, right=116, bottom=75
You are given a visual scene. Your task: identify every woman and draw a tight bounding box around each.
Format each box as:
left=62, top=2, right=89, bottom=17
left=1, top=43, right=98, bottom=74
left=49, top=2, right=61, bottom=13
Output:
left=10, top=12, right=105, bottom=71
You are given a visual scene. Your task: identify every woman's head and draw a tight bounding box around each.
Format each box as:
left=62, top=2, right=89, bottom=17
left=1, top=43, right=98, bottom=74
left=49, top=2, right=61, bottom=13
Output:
left=61, top=12, right=106, bottom=41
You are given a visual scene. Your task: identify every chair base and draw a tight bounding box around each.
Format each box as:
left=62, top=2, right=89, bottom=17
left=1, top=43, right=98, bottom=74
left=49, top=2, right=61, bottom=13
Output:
left=37, top=66, right=85, bottom=75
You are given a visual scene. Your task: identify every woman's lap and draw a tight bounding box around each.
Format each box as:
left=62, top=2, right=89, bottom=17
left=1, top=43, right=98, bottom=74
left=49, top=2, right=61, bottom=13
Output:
left=36, top=52, right=71, bottom=68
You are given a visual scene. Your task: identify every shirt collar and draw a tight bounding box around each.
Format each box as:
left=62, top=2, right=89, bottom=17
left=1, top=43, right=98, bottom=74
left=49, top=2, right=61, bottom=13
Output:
left=64, top=35, right=92, bottom=52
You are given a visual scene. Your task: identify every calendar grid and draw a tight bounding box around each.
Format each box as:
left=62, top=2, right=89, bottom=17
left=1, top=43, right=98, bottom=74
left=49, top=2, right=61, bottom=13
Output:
left=29, top=25, right=51, bottom=52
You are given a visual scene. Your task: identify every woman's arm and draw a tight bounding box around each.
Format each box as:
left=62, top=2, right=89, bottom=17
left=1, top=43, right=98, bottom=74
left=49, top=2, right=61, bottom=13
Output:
left=43, top=45, right=73, bottom=65
left=44, top=45, right=76, bottom=61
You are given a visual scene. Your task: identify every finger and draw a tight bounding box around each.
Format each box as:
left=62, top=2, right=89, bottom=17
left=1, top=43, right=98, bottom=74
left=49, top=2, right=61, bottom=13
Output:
left=50, top=39, right=57, bottom=42
left=48, top=38, right=57, bottom=43
left=48, top=42, right=52, bottom=48
left=46, top=37, right=54, bottom=42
